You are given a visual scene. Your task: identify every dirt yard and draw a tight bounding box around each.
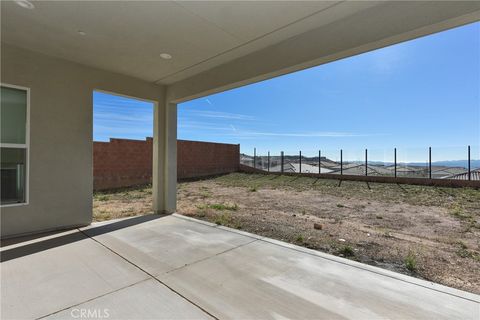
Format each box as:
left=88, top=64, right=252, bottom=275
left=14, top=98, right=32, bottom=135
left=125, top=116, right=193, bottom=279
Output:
left=93, top=173, right=480, bottom=294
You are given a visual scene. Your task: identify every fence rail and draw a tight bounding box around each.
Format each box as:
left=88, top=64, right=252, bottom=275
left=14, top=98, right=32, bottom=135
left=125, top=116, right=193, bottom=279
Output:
left=241, top=145, right=480, bottom=182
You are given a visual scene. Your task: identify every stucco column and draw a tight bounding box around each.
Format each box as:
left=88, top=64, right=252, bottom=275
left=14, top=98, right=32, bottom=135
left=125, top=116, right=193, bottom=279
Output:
left=153, top=99, right=177, bottom=214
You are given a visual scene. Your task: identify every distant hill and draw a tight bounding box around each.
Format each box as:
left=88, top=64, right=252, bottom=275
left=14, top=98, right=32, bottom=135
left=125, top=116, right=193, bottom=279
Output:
left=348, top=160, right=480, bottom=168
left=240, top=154, right=480, bottom=168
left=405, top=160, right=480, bottom=168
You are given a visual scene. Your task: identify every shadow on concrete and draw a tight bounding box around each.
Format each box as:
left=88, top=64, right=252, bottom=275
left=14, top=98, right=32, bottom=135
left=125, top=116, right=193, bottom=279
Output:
left=1, top=227, right=79, bottom=248
left=0, top=214, right=165, bottom=263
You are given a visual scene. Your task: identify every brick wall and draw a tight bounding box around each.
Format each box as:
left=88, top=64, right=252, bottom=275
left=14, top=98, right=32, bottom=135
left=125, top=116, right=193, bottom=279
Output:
left=93, top=138, right=240, bottom=190
left=177, top=140, right=240, bottom=180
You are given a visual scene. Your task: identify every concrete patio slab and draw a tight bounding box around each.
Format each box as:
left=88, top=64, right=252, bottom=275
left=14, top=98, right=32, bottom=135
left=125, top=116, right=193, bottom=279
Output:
left=45, top=279, right=212, bottom=320
left=0, top=229, right=148, bottom=319
left=2, top=214, right=479, bottom=320
left=160, top=236, right=479, bottom=319
left=80, top=214, right=255, bottom=276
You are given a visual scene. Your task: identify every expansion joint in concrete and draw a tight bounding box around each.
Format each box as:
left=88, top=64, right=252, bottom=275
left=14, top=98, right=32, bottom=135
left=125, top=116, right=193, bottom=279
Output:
left=165, top=238, right=259, bottom=275
left=75, top=228, right=220, bottom=320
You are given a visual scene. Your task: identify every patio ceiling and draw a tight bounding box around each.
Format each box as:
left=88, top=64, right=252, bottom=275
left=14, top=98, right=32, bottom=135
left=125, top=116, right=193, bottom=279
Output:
left=2, top=1, right=479, bottom=96
left=0, top=0, right=355, bottom=83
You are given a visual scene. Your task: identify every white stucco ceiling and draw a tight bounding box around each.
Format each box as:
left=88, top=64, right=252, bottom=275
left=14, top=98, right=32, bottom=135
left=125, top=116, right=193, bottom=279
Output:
left=1, top=1, right=479, bottom=90
left=0, top=0, right=378, bottom=84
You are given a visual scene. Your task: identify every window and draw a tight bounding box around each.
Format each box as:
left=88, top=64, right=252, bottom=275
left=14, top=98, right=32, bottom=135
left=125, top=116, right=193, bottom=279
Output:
left=1, top=84, right=29, bottom=206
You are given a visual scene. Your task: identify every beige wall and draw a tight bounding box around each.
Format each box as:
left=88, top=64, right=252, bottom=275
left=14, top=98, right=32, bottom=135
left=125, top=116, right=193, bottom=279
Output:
left=1, top=44, right=165, bottom=237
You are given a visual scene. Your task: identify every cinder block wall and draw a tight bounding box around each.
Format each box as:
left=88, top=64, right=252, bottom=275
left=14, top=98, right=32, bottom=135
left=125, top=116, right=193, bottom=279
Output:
left=177, top=140, right=240, bottom=180
left=93, top=138, right=239, bottom=190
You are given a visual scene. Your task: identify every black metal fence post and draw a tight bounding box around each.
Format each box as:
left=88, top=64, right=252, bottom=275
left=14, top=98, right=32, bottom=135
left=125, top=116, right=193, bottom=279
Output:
left=267, top=151, right=270, bottom=173
left=365, top=149, right=368, bottom=176
left=319, top=150, right=321, bottom=176
left=394, top=148, right=397, bottom=178
left=281, top=151, right=284, bottom=173
left=468, top=145, right=471, bottom=181
left=340, top=149, right=343, bottom=175
left=299, top=150, right=302, bottom=173
left=253, top=148, right=256, bottom=169
left=429, top=147, right=432, bottom=179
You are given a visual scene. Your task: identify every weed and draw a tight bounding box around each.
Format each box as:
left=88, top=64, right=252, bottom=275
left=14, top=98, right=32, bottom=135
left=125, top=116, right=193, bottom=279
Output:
left=94, top=210, right=112, bottom=221
left=249, top=186, right=258, bottom=192
left=338, top=245, right=355, bottom=257
left=125, top=193, right=144, bottom=199
left=458, top=241, right=468, bottom=250
left=196, top=203, right=238, bottom=211
left=95, top=195, right=110, bottom=202
left=200, top=191, right=212, bottom=199
left=209, top=203, right=238, bottom=211
left=196, top=211, right=207, bottom=218
left=376, top=215, right=383, bottom=219
left=404, top=251, right=417, bottom=272
left=295, top=235, right=305, bottom=243
left=336, top=204, right=345, bottom=208
left=457, top=248, right=470, bottom=258
left=233, top=221, right=243, bottom=230
left=456, top=247, right=480, bottom=261
left=449, top=205, right=472, bottom=220
left=214, top=212, right=232, bottom=226
left=194, top=204, right=208, bottom=217
left=142, top=188, right=153, bottom=195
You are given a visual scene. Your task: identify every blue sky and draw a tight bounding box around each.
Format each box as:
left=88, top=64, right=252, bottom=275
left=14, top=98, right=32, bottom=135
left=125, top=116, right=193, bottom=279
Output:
left=94, top=22, right=479, bottom=162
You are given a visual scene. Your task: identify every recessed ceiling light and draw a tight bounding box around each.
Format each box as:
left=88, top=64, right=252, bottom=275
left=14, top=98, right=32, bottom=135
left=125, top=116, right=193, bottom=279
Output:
left=78, top=30, right=86, bottom=36
left=14, top=0, right=35, bottom=9
left=160, top=53, right=172, bottom=60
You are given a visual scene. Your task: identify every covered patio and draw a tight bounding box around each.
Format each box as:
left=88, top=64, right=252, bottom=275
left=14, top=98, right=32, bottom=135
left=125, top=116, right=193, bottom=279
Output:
left=1, top=1, right=480, bottom=319
left=2, top=214, right=478, bottom=319
left=2, top=0, right=480, bottom=237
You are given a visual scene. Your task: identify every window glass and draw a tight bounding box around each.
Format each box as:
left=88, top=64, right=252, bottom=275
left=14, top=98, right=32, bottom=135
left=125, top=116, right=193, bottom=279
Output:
left=1, top=86, right=27, bottom=144
left=1, top=148, right=26, bottom=204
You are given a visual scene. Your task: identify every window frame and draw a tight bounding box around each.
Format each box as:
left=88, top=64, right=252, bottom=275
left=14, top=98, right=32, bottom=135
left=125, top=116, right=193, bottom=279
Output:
left=1, top=83, right=30, bottom=207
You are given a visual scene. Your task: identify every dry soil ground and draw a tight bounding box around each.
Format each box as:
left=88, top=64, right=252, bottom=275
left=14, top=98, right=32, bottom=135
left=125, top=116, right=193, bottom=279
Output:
left=93, top=173, right=480, bottom=294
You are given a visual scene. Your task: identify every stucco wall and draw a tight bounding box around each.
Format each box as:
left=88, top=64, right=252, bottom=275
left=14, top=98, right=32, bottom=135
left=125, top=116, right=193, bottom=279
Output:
left=1, top=44, right=165, bottom=238
left=94, top=138, right=240, bottom=190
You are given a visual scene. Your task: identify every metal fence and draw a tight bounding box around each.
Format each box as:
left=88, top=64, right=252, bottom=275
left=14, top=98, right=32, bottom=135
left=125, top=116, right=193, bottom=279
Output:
left=240, top=146, right=480, bottom=181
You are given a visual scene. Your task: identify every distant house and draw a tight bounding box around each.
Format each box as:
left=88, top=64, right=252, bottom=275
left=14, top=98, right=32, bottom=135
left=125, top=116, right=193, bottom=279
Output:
left=445, top=169, right=480, bottom=181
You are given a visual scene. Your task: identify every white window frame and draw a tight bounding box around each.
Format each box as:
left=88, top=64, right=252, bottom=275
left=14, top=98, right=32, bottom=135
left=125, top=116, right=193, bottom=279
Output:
left=1, top=83, right=30, bottom=207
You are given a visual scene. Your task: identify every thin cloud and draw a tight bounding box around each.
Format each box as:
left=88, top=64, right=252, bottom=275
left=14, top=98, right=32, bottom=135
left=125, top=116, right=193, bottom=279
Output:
left=178, top=121, right=234, bottom=131
left=94, top=112, right=152, bottom=123
left=178, top=119, right=383, bottom=138
left=225, top=130, right=384, bottom=138
left=187, top=110, right=256, bottom=121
